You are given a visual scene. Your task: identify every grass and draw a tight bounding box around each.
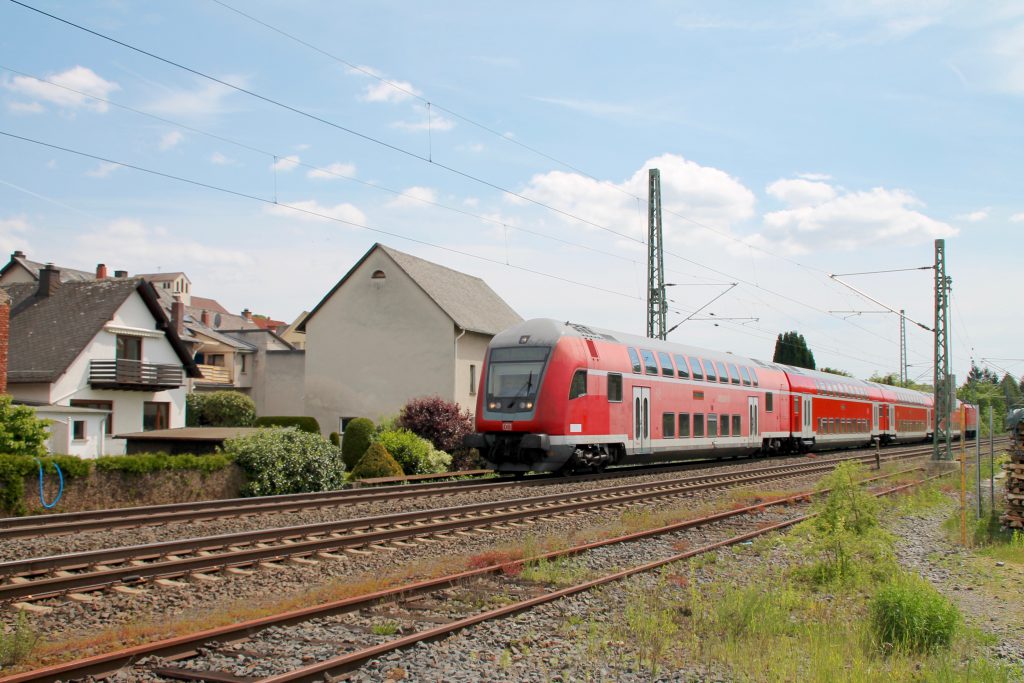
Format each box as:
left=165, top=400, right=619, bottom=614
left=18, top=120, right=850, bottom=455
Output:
left=519, top=557, right=592, bottom=585
left=870, top=572, right=960, bottom=653
left=370, top=621, right=399, bottom=636
left=0, top=611, right=38, bottom=666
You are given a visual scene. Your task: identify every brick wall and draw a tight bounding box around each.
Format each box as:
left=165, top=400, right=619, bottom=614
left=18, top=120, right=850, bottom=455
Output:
left=0, top=289, right=10, bottom=394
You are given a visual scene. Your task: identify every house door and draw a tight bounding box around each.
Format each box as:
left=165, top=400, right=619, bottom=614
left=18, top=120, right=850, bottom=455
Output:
left=748, top=396, right=759, bottom=444
left=632, top=386, right=650, bottom=454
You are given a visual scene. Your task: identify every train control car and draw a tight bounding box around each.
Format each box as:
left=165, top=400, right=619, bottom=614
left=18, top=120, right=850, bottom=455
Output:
left=465, top=319, right=948, bottom=474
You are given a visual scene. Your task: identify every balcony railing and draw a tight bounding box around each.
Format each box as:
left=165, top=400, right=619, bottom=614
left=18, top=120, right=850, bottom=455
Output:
left=196, top=363, right=234, bottom=384
left=89, top=359, right=184, bottom=391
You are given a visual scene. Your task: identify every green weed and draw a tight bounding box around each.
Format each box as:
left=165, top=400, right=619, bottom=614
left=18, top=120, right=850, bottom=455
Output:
left=370, top=621, right=400, bottom=636
left=870, top=572, right=960, bottom=653
left=0, top=611, right=38, bottom=666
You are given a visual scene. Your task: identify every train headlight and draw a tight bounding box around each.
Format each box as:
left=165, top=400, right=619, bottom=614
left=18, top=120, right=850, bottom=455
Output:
left=487, top=401, right=499, bottom=410
left=525, top=401, right=534, bottom=410
left=518, top=401, right=534, bottom=410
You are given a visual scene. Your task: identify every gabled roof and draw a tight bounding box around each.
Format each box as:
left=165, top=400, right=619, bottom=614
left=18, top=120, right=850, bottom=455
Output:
left=136, top=271, right=189, bottom=282
left=0, top=252, right=94, bottom=283
left=299, top=243, right=522, bottom=335
left=190, top=296, right=230, bottom=315
left=3, top=277, right=200, bottom=383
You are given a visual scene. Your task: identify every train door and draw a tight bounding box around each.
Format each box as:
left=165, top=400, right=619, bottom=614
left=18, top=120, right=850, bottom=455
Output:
left=888, top=405, right=895, bottom=434
left=872, top=404, right=879, bottom=433
left=632, top=386, right=650, bottom=454
left=803, top=396, right=813, bottom=438
left=748, top=396, right=759, bottom=445
left=878, top=403, right=888, bottom=432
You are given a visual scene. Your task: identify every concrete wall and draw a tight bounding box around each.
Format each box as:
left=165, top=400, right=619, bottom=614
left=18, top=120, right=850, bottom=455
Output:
left=304, top=249, right=456, bottom=434
left=258, top=350, right=306, bottom=417
left=454, top=330, right=490, bottom=417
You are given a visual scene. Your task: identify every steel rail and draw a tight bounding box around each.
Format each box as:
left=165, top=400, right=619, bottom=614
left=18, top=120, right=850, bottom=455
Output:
left=0, top=466, right=929, bottom=683
left=0, top=449, right=927, bottom=603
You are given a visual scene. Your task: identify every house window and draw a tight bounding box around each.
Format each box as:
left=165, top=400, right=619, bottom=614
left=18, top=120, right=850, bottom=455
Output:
left=207, top=354, right=226, bottom=367
left=116, top=335, right=142, bottom=361
left=72, top=420, right=86, bottom=441
left=371, top=269, right=386, bottom=279
left=608, top=373, right=623, bottom=402
left=569, top=369, right=587, bottom=399
left=70, top=399, right=113, bottom=434
left=470, top=364, right=477, bottom=395
left=663, top=413, right=675, bottom=438
left=240, top=354, right=248, bottom=373
left=143, top=402, right=169, bottom=431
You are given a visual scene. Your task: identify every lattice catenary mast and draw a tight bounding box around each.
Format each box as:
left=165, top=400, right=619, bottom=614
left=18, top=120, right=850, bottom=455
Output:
left=933, top=238, right=953, bottom=461
left=647, top=168, right=666, bottom=340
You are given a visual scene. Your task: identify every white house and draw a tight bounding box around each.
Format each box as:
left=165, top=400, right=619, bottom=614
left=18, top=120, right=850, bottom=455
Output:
left=3, top=266, right=201, bottom=456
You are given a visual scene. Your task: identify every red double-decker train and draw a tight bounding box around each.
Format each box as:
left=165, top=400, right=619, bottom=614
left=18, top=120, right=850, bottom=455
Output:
left=466, top=319, right=976, bottom=474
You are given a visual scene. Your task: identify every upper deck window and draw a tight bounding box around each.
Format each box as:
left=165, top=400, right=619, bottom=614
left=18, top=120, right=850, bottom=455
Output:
left=715, top=361, right=729, bottom=384
left=640, top=349, right=659, bottom=375
left=627, top=347, right=642, bottom=374
left=691, top=358, right=705, bottom=380
left=657, top=351, right=674, bottom=377
left=702, top=359, right=717, bottom=382
left=750, top=368, right=759, bottom=387
left=727, top=363, right=741, bottom=385
left=673, top=354, right=690, bottom=379
left=739, top=366, right=752, bottom=386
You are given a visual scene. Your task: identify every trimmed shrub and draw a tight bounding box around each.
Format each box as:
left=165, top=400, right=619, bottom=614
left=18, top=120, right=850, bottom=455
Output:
left=95, top=452, right=233, bottom=474
left=373, top=428, right=451, bottom=475
left=223, top=429, right=345, bottom=496
left=329, top=432, right=341, bottom=447
left=187, top=391, right=256, bottom=427
left=341, top=418, right=375, bottom=470
left=397, top=395, right=473, bottom=454
left=351, top=443, right=404, bottom=480
left=870, top=573, right=960, bottom=652
left=253, top=416, right=321, bottom=434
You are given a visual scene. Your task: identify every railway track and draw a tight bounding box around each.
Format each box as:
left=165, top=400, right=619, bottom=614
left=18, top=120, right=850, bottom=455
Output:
left=1, top=440, right=987, bottom=541
left=0, top=446, right=940, bottom=605
left=0, top=462, right=938, bottom=682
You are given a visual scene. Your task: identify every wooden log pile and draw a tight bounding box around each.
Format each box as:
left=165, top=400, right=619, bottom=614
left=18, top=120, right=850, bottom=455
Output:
left=1004, top=419, right=1024, bottom=529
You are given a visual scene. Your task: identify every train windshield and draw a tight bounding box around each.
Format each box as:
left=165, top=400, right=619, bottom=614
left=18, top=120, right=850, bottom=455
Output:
left=487, top=347, right=550, bottom=399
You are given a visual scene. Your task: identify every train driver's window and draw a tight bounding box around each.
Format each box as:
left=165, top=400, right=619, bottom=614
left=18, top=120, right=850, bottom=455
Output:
left=640, top=349, right=659, bottom=375
left=739, top=366, right=751, bottom=386
left=657, top=351, right=674, bottom=377
left=679, top=413, right=691, bottom=437
left=627, top=347, right=642, bottom=374
left=607, top=373, right=623, bottom=402
left=728, top=364, right=741, bottom=385
left=715, top=361, right=729, bottom=384
left=663, top=413, right=675, bottom=438
left=702, top=359, right=717, bottom=382
left=691, top=359, right=705, bottom=381
left=766, top=392, right=774, bottom=412
left=674, top=354, right=690, bottom=379
left=569, top=369, right=588, bottom=399
left=750, top=369, right=759, bottom=387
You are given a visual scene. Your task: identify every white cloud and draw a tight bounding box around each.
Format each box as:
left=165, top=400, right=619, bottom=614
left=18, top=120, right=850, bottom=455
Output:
left=392, top=112, right=456, bottom=132
left=761, top=181, right=956, bottom=253
left=766, top=178, right=838, bottom=207
left=1011, top=212, right=1024, bottom=223
left=348, top=64, right=421, bottom=103
left=0, top=215, right=32, bottom=254
left=954, top=208, right=989, bottom=222
left=86, top=162, right=120, bottom=178
left=307, top=162, right=357, bottom=180
left=210, top=152, right=236, bottom=166
left=7, top=101, right=44, bottom=114
left=158, top=131, right=184, bottom=151
left=389, top=186, right=438, bottom=208
left=797, top=172, right=832, bottom=181
left=144, top=76, right=246, bottom=118
left=271, top=155, right=301, bottom=172
left=76, top=219, right=251, bottom=266
left=265, top=200, right=367, bottom=226
left=3, top=66, right=120, bottom=112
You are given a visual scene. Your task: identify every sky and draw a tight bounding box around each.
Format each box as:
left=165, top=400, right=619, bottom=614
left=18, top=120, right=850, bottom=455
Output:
left=0, top=0, right=1022, bottom=385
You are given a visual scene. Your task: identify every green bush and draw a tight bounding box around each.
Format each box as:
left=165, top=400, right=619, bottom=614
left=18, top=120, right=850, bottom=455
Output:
left=870, top=573, right=960, bottom=652
left=0, top=611, right=38, bottom=665
left=95, top=452, right=233, bottom=474
left=187, top=391, right=256, bottom=427
left=329, top=432, right=341, bottom=447
left=0, top=454, right=91, bottom=516
left=350, top=442, right=404, bottom=480
left=253, top=416, right=321, bottom=434
left=341, top=418, right=375, bottom=470
left=373, top=428, right=451, bottom=475
left=223, top=428, right=345, bottom=496
left=0, top=395, right=50, bottom=457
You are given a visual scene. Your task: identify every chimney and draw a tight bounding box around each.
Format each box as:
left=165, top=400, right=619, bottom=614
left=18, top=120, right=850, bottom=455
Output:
left=201, top=309, right=212, bottom=327
left=114, top=270, right=128, bottom=278
left=171, top=296, right=185, bottom=337
left=242, top=308, right=253, bottom=322
left=0, top=289, right=10, bottom=394
left=12, top=250, right=25, bottom=259
left=38, top=263, right=60, bottom=297
left=96, top=263, right=108, bottom=279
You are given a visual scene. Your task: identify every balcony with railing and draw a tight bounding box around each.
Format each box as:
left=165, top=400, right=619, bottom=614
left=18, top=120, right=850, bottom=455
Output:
left=195, top=363, right=234, bottom=385
left=89, top=359, right=184, bottom=391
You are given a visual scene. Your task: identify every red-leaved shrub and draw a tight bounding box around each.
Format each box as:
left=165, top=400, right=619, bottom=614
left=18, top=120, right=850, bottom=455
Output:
left=397, top=395, right=474, bottom=454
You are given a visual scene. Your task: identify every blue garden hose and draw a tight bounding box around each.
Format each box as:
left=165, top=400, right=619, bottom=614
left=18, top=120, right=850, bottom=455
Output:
left=34, top=458, right=63, bottom=509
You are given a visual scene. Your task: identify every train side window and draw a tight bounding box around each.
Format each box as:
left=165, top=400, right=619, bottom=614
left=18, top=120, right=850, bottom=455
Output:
left=707, top=414, right=718, bottom=437
left=732, top=414, right=741, bottom=435
left=750, top=369, right=759, bottom=387
left=673, top=354, right=690, bottom=379
left=693, top=414, right=705, bottom=437
left=715, top=361, right=729, bottom=384
left=691, top=359, right=705, bottom=381
left=657, top=351, right=674, bottom=377
left=739, top=366, right=751, bottom=386
left=766, top=392, right=774, bottom=412
left=627, top=347, right=642, bottom=374
left=640, top=349, right=658, bottom=375
left=569, top=369, right=587, bottom=399
left=607, top=373, right=623, bottom=402
left=727, top=364, right=741, bottom=385
left=720, top=414, right=730, bottom=436
left=702, top=359, right=717, bottom=382
left=663, top=413, right=676, bottom=438
left=819, top=417, right=826, bottom=432
left=679, top=413, right=691, bottom=437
